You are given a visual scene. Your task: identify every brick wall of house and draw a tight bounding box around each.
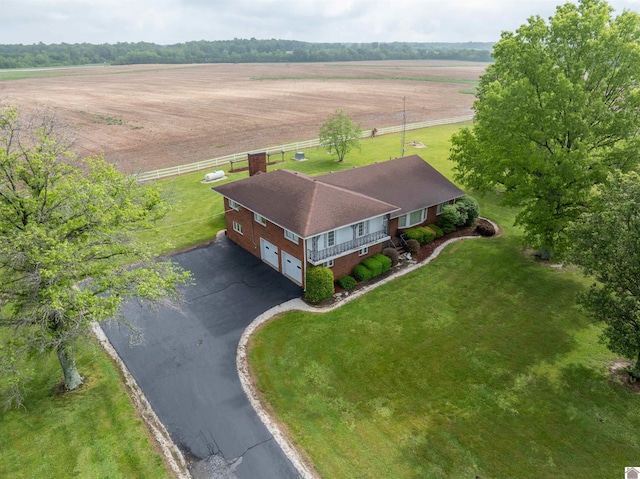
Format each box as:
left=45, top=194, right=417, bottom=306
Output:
left=389, top=217, right=400, bottom=238
left=222, top=198, right=305, bottom=278
left=224, top=199, right=257, bottom=256
left=325, top=242, right=385, bottom=280
left=223, top=197, right=461, bottom=287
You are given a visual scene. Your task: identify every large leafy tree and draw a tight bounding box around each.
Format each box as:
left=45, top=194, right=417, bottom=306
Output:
left=450, top=0, right=640, bottom=254
left=567, top=171, right=640, bottom=377
left=318, top=110, right=362, bottom=163
left=0, top=106, right=191, bottom=408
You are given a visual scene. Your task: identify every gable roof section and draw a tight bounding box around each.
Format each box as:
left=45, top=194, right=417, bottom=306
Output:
left=316, top=155, right=464, bottom=217
left=212, top=169, right=398, bottom=238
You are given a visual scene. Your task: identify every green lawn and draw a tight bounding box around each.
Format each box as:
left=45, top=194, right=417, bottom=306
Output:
left=3, top=112, right=635, bottom=479
left=245, top=125, right=639, bottom=477
left=0, top=120, right=472, bottom=479
left=249, top=235, right=640, bottom=478
left=0, top=339, right=170, bottom=479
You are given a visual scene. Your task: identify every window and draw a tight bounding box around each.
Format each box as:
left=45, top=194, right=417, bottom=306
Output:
left=359, top=247, right=369, bottom=256
left=232, top=221, right=243, bottom=234
left=326, top=231, right=335, bottom=247
left=324, top=259, right=334, bottom=268
left=355, top=222, right=366, bottom=238
left=398, top=208, right=426, bottom=229
left=254, top=213, right=266, bottom=226
left=409, top=208, right=425, bottom=225
left=228, top=199, right=239, bottom=211
left=284, top=229, right=299, bottom=244
left=436, top=201, right=449, bottom=215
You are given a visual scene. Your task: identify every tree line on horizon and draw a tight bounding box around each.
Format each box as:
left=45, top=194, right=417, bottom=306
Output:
left=0, top=39, right=493, bottom=69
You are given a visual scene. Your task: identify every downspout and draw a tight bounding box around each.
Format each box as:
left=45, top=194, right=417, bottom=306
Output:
left=302, top=238, right=307, bottom=290
left=251, top=215, right=257, bottom=251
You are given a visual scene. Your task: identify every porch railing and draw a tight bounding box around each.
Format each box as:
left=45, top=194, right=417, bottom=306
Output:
left=307, top=230, right=389, bottom=264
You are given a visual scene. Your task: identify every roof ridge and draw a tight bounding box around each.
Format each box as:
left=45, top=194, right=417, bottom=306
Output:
left=303, top=179, right=321, bottom=236
left=279, top=168, right=311, bottom=178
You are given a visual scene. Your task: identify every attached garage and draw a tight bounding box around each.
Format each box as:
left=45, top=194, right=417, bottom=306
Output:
left=281, top=251, right=302, bottom=285
left=260, top=238, right=279, bottom=270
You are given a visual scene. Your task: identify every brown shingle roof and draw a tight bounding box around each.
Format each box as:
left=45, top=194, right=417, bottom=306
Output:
left=212, top=169, right=399, bottom=238
left=316, top=155, right=464, bottom=217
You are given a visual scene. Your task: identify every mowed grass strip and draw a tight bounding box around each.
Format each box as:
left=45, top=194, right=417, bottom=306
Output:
left=0, top=338, right=170, bottom=479
left=249, top=236, right=640, bottom=478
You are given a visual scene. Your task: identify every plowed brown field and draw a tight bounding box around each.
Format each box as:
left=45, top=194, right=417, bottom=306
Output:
left=0, top=61, right=486, bottom=173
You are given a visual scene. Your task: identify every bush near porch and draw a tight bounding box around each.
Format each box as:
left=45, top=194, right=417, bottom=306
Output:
left=304, top=266, right=334, bottom=303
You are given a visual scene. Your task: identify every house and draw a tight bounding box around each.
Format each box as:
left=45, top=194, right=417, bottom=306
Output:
left=212, top=154, right=464, bottom=287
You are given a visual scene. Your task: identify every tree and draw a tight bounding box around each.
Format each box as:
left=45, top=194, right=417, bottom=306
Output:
left=567, top=171, right=640, bottom=377
left=318, top=110, right=362, bottom=163
left=450, top=0, right=640, bottom=255
left=0, top=106, right=191, bottom=408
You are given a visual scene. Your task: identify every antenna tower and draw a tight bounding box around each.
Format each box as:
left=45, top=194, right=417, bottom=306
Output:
left=401, top=96, right=406, bottom=157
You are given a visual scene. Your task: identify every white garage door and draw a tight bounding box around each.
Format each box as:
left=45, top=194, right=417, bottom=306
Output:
left=260, top=238, right=279, bottom=270
left=282, top=251, right=302, bottom=285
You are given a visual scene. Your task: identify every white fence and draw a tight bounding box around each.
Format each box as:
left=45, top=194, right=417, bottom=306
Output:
left=135, top=114, right=474, bottom=182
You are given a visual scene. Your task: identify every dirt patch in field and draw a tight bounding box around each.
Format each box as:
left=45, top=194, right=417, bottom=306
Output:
left=0, top=61, right=485, bottom=173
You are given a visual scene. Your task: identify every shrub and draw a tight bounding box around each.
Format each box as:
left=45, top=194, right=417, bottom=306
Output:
left=417, top=226, right=436, bottom=244
left=337, top=275, right=357, bottom=290
left=352, top=264, right=373, bottom=282
left=372, top=253, right=392, bottom=273
left=404, top=227, right=424, bottom=243
left=305, top=266, right=334, bottom=303
left=475, top=219, right=495, bottom=237
left=405, top=238, right=420, bottom=255
left=438, top=204, right=462, bottom=233
left=455, top=203, right=469, bottom=227
left=457, top=195, right=480, bottom=226
left=405, top=227, right=436, bottom=245
left=382, top=247, right=400, bottom=266
left=362, top=257, right=383, bottom=277
left=427, top=224, right=444, bottom=238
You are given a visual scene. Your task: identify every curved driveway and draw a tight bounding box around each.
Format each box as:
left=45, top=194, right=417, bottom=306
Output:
left=101, top=237, right=302, bottom=479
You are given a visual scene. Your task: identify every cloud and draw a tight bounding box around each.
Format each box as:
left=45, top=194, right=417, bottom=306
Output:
left=0, top=0, right=637, bottom=45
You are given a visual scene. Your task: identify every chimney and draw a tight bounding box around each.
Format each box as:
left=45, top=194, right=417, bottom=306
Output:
left=248, top=152, right=267, bottom=176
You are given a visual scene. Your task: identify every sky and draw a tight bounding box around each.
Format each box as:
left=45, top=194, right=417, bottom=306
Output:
left=1, top=0, right=639, bottom=45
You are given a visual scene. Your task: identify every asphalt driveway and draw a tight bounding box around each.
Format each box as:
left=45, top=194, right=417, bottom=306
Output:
left=101, top=237, right=302, bottom=479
